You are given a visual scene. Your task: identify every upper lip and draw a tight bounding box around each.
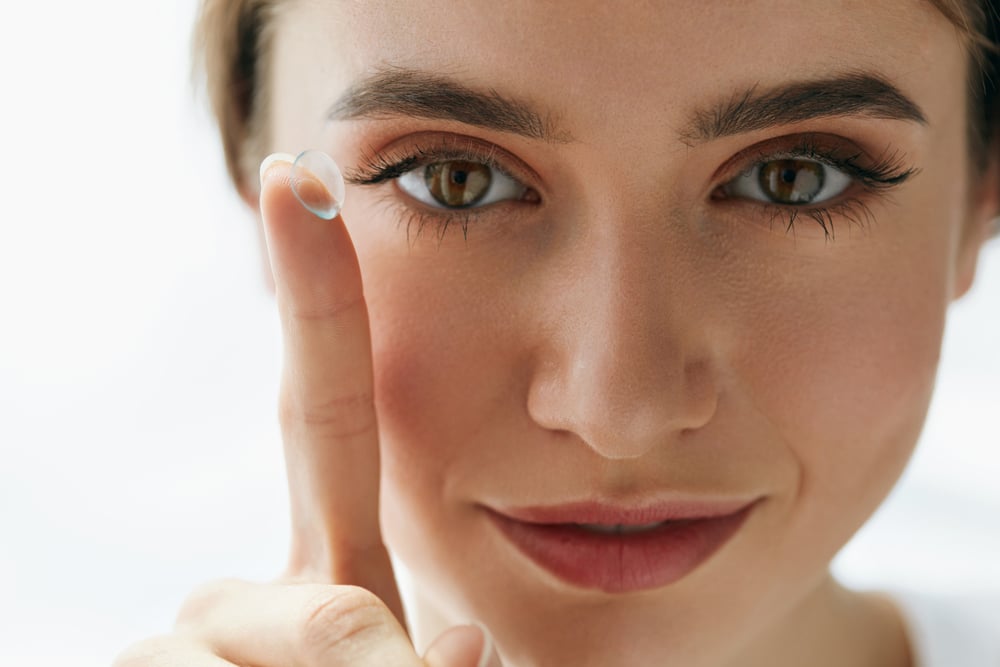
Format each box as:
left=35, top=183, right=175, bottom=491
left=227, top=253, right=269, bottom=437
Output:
left=487, top=497, right=760, bottom=526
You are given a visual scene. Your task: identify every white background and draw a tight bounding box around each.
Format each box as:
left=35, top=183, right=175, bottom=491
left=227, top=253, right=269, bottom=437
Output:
left=0, top=2, right=997, bottom=665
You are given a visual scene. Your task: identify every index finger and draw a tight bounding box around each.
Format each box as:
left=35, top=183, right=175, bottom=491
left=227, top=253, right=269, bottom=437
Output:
left=258, top=152, right=403, bottom=623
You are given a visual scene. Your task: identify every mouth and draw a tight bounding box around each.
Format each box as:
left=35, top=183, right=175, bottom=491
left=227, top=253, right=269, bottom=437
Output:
left=575, top=521, right=681, bottom=534
left=484, top=498, right=760, bottom=593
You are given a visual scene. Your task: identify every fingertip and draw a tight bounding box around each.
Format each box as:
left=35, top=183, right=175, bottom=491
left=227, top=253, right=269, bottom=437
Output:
left=424, top=623, right=501, bottom=667
left=290, top=149, right=346, bottom=221
left=471, top=622, right=502, bottom=667
left=259, top=150, right=346, bottom=222
left=259, top=152, right=297, bottom=188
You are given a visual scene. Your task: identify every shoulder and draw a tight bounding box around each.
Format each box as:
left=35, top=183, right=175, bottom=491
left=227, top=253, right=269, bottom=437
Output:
left=879, top=588, right=1000, bottom=667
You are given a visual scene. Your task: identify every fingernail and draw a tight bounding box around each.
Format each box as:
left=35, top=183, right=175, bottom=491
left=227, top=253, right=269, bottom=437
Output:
left=423, top=623, right=500, bottom=667
left=471, top=622, right=500, bottom=667
left=259, top=152, right=296, bottom=186
left=290, top=149, right=346, bottom=220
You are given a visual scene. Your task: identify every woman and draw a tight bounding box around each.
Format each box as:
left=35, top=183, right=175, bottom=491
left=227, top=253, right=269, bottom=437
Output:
left=117, top=1, right=1000, bottom=665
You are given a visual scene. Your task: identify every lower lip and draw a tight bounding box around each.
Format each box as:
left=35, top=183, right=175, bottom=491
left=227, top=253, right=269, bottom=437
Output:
left=487, top=504, right=755, bottom=593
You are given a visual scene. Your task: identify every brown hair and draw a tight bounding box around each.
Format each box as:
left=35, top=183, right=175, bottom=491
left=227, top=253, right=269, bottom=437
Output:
left=191, top=1, right=1000, bottom=198
left=192, top=0, right=281, bottom=198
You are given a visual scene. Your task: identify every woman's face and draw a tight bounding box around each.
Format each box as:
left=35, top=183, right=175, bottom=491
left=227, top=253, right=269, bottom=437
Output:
left=263, top=1, right=992, bottom=664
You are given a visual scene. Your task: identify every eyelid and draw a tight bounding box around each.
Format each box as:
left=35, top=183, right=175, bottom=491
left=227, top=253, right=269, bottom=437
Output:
left=711, top=132, right=908, bottom=187
left=397, top=161, right=529, bottom=209
left=723, top=161, right=853, bottom=205
left=345, top=131, right=545, bottom=194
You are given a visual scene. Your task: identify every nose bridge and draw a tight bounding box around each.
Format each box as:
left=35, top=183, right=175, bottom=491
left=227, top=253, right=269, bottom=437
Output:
left=528, top=205, right=718, bottom=459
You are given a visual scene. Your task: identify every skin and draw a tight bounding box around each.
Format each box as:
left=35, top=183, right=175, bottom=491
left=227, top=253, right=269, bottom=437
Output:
left=262, top=0, right=997, bottom=665
left=115, top=2, right=999, bottom=667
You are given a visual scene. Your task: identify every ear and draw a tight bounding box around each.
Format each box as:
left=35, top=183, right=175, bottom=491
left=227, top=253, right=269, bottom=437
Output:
left=239, top=182, right=276, bottom=295
left=952, top=147, right=1000, bottom=301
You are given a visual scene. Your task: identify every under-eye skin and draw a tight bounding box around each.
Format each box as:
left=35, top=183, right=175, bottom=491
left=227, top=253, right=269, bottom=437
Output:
left=345, top=135, right=542, bottom=240
left=712, top=133, right=917, bottom=239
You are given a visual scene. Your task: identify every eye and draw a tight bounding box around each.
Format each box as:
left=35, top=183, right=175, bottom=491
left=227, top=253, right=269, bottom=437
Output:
left=397, top=160, right=529, bottom=209
left=721, top=158, right=852, bottom=205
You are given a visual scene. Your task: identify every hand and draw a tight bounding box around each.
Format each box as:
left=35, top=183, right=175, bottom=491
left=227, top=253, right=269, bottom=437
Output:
left=113, top=153, right=501, bottom=667
left=113, top=579, right=497, bottom=666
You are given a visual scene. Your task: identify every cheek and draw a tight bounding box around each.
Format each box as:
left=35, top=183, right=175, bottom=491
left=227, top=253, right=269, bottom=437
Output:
left=365, top=265, right=516, bottom=459
left=368, top=283, right=471, bottom=473
left=366, top=278, right=462, bottom=562
left=357, top=247, right=520, bottom=558
left=734, top=238, right=950, bottom=528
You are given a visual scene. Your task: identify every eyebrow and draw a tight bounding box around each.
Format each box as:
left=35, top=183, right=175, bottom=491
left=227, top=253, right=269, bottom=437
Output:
left=328, top=68, right=927, bottom=146
left=680, top=71, right=927, bottom=144
left=327, top=67, right=567, bottom=141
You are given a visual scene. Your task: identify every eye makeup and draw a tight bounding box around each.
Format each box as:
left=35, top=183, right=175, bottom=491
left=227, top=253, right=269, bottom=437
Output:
left=344, top=130, right=917, bottom=243
left=710, top=133, right=917, bottom=240
left=344, top=134, right=542, bottom=241
left=345, top=133, right=541, bottom=191
left=714, top=133, right=916, bottom=192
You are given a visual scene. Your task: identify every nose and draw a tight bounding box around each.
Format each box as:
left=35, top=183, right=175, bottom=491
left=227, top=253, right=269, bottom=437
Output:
left=525, top=221, right=719, bottom=460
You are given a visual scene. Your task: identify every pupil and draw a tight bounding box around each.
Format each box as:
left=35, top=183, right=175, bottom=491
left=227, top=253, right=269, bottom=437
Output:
left=451, top=171, right=468, bottom=185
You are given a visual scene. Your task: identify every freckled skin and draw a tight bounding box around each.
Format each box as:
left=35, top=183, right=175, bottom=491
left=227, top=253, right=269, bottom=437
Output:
left=262, top=2, right=996, bottom=666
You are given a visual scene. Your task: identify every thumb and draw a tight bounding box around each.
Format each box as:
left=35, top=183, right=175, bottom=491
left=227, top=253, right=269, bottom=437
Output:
left=423, top=623, right=502, bottom=667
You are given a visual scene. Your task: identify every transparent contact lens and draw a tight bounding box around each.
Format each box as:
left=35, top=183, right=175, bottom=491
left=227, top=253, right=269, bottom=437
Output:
left=290, top=149, right=345, bottom=220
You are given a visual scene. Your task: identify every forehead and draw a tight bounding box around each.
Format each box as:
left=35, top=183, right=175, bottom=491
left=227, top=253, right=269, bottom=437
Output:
left=272, top=1, right=964, bottom=147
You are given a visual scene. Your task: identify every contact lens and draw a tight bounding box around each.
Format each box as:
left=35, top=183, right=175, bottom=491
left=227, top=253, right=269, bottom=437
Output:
left=425, top=160, right=492, bottom=207
left=759, top=159, right=824, bottom=204
left=290, top=149, right=345, bottom=220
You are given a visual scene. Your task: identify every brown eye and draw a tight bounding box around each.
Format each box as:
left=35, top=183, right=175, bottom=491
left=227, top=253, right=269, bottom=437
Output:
left=758, top=159, right=825, bottom=204
left=424, top=161, right=492, bottom=207
left=396, top=157, right=530, bottom=210
left=720, top=156, right=851, bottom=207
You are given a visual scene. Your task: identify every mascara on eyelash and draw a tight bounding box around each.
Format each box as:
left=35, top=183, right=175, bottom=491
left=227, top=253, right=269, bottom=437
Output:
left=344, top=134, right=918, bottom=245
left=344, top=154, right=420, bottom=186
left=743, top=136, right=919, bottom=188
left=344, top=141, right=512, bottom=188
left=722, top=146, right=916, bottom=241
left=349, top=135, right=917, bottom=193
left=812, top=151, right=916, bottom=188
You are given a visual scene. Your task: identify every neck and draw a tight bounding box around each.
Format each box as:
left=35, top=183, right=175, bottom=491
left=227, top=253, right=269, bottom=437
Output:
left=733, top=575, right=913, bottom=667
left=407, top=574, right=914, bottom=667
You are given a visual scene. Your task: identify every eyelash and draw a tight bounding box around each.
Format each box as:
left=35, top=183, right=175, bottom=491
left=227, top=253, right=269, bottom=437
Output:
left=713, top=135, right=916, bottom=240
left=345, top=134, right=917, bottom=242
left=345, top=140, right=523, bottom=241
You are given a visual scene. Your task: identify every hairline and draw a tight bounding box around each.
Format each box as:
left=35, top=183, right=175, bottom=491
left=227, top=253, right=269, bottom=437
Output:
left=222, top=0, right=997, bottom=194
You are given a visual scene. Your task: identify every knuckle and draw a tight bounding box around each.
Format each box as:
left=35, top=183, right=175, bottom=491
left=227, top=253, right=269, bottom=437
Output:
left=174, top=577, right=245, bottom=627
left=111, top=635, right=183, bottom=667
left=278, top=390, right=377, bottom=440
left=289, top=293, right=365, bottom=322
left=298, top=585, right=389, bottom=662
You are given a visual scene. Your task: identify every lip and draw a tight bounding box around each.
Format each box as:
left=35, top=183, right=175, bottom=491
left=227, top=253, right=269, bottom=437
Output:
left=485, top=498, right=759, bottom=593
